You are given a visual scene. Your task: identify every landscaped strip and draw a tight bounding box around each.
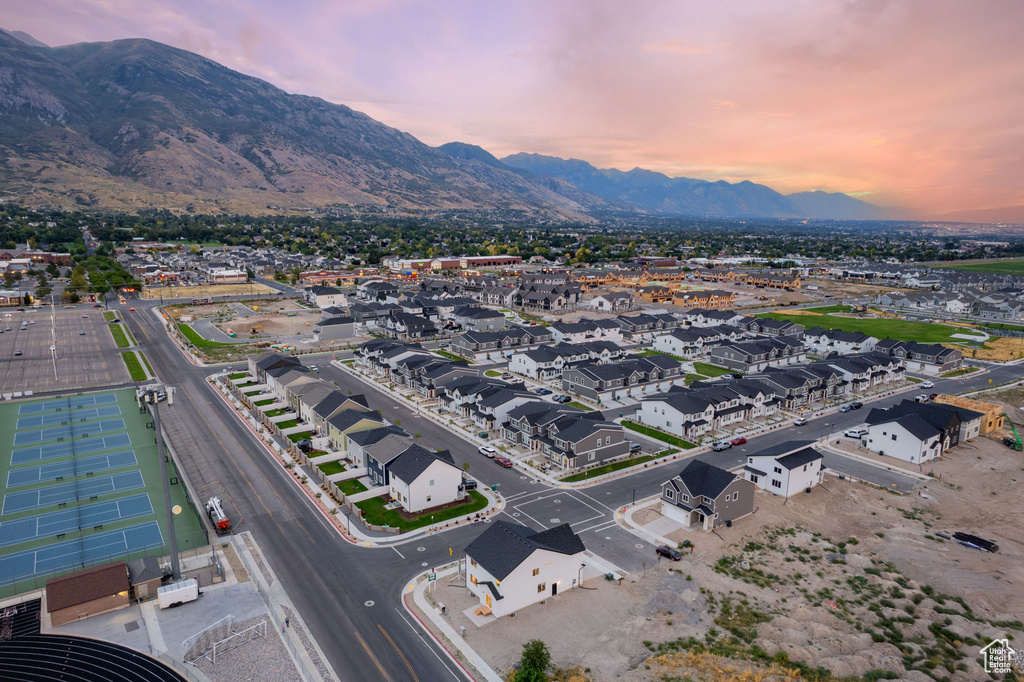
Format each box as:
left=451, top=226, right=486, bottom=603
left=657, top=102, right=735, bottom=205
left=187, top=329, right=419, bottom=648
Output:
left=562, top=448, right=682, bottom=482
left=121, top=351, right=147, bottom=381
left=622, top=421, right=696, bottom=449
left=692, top=362, right=733, bottom=377
left=139, top=352, right=155, bottom=377
left=102, top=311, right=116, bottom=322
left=567, top=401, right=594, bottom=411
left=355, top=490, right=488, bottom=531
left=436, top=349, right=468, bottom=362
left=177, top=323, right=236, bottom=349
left=485, top=369, right=502, bottom=377
left=109, top=324, right=131, bottom=348
left=943, top=367, right=979, bottom=377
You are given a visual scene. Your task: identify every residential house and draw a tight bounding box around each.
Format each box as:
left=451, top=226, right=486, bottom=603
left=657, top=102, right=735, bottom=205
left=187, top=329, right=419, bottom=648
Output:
left=248, top=352, right=303, bottom=384
left=464, top=522, right=586, bottom=617
left=451, top=305, right=507, bottom=332
left=638, top=285, right=674, bottom=304
left=743, top=441, right=824, bottom=497
left=303, top=285, right=348, bottom=309
left=449, top=326, right=552, bottom=362
left=561, top=355, right=685, bottom=402
left=652, top=326, right=737, bottom=358
left=348, top=425, right=412, bottom=469
left=386, top=446, right=464, bottom=513
left=660, top=460, right=755, bottom=531
left=325, top=409, right=386, bottom=452
left=673, top=289, right=735, bottom=311
left=313, top=316, right=356, bottom=341
left=588, top=291, right=634, bottom=312
left=376, top=312, right=438, bottom=340
left=709, top=337, right=806, bottom=373
left=874, top=340, right=964, bottom=375
left=500, top=402, right=630, bottom=470
left=862, top=411, right=945, bottom=463
left=803, top=328, right=879, bottom=355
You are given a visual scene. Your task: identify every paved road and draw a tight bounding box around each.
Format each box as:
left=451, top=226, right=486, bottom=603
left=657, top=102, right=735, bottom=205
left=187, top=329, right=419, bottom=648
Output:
left=121, top=297, right=1024, bottom=681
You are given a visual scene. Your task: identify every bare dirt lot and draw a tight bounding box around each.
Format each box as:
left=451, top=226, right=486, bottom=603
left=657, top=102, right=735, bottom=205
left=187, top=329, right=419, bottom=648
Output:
left=141, top=282, right=277, bottom=300
left=416, top=435, right=1024, bottom=681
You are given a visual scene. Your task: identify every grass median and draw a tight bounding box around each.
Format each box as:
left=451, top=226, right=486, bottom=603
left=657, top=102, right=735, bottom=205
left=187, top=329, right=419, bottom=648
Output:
left=622, top=421, right=696, bottom=449
left=121, top=351, right=147, bottom=381
left=177, top=323, right=237, bottom=349
left=355, top=490, right=488, bottom=531
left=109, top=324, right=131, bottom=348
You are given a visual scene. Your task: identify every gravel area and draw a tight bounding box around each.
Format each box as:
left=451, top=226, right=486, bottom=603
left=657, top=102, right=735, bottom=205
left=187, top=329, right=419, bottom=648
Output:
left=193, top=615, right=302, bottom=682
left=221, top=542, right=250, bottom=583
left=242, top=534, right=273, bottom=586
left=282, top=604, right=335, bottom=682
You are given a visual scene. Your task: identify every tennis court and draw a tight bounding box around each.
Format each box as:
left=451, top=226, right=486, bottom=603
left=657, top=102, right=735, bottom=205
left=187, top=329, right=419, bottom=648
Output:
left=6, top=450, right=138, bottom=488
left=13, top=418, right=127, bottom=446
left=0, top=494, right=153, bottom=548
left=11, top=433, right=133, bottom=465
left=2, top=471, right=145, bottom=514
left=15, top=403, right=122, bottom=429
left=17, top=394, right=118, bottom=415
left=0, top=389, right=207, bottom=594
left=0, top=521, right=164, bottom=586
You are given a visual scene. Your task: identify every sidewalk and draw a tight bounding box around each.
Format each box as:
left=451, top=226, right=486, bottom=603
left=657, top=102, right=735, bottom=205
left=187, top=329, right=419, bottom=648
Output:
left=815, top=437, right=933, bottom=481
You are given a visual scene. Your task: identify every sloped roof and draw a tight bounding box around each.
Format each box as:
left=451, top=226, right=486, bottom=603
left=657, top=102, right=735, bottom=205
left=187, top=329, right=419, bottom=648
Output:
left=46, top=561, right=130, bottom=612
left=386, top=445, right=458, bottom=484
left=673, top=460, right=737, bottom=499
left=326, top=409, right=383, bottom=432
left=464, top=522, right=585, bottom=581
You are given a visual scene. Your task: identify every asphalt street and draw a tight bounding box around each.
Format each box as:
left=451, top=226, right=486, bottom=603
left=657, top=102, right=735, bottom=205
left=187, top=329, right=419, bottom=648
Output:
left=117, top=296, right=1024, bottom=682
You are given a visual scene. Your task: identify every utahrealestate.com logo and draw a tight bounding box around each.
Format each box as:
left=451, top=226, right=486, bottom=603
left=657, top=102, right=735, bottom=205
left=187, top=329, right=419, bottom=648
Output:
left=981, top=639, right=1021, bottom=674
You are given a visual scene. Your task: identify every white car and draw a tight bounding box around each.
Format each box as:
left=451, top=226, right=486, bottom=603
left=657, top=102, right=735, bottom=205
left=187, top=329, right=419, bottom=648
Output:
left=915, top=394, right=930, bottom=402
left=711, top=440, right=732, bottom=451
left=478, top=446, right=497, bottom=458
left=844, top=428, right=868, bottom=439
left=920, top=381, right=935, bottom=389
left=794, top=417, right=808, bottom=426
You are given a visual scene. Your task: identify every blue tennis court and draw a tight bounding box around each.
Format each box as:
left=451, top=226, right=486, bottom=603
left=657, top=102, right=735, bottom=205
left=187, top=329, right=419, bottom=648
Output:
left=11, top=433, right=132, bottom=465
left=0, top=521, right=164, bottom=586
left=0, top=494, right=153, bottom=548
left=16, top=404, right=123, bottom=429
left=2, top=471, right=145, bottom=514
left=13, top=418, right=127, bottom=446
left=17, top=394, right=119, bottom=416
left=6, top=451, right=138, bottom=488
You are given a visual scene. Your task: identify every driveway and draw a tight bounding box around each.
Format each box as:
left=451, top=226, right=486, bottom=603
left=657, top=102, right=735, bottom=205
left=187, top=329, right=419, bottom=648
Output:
left=819, top=451, right=919, bottom=493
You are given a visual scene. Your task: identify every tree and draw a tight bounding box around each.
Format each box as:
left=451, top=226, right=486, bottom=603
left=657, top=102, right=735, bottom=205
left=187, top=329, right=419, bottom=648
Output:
left=46, top=263, right=59, bottom=278
left=514, top=640, right=551, bottom=682
left=61, top=290, right=80, bottom=304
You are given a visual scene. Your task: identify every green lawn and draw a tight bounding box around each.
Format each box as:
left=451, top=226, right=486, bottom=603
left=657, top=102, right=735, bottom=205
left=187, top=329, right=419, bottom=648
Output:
left=562, top=448, right=680, bottom=482
left=356, top=490, right=488, bottom=531
left=933, top=259, right=1024, bottom=275
left=684, top=373, right=709, bottom=386
left=338, top=478, right=369, bottom=496
left=756, top=311, right=961, bottom=344
left=981, top=322, right=1024, bottom=332
left=108, top=324, right=131, bottom=348
left=567, top=401, right=594, bottom=411
left=276, top=419, right=298, bottom=429
left=120, top=351, right=147, bottom=381
left=436, top=349, right=469, bottom=362
left=243, top=389, right=263, bottom=397
left=631, top=349, right=686, bottom=361
left=317, top=461, right=346, bottom=476
left=287, top=431, right=313, bottom=443
left=177, top=323, right=236, bottom=349
left=265, top=408, right=291, bottom=417
left=692, top=362, right=733, bottom=377
left=254, top=399, right=274, bottom=406
left=485, top=369, right=502, bottom=377
left=102, top=311, right=116, bottom=321
left=802, top=304, right=853, bottom=314
left=943, top=366, right=979, bottom=377
left=622, top=421, right=696, bottom=449
left=229, top=372, right=248, bottom=380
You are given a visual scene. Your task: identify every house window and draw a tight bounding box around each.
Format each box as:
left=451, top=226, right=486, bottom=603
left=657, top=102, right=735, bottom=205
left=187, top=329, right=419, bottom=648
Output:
left=589, top=453, right=596, bottom=461
left=773, top=466, right=782, bottom=474
left=803, top=464, right=808, bottom=471
left=682, top=494, right=689, bottom=502
left=771, top=479, right=782, bottom=488
left=426, top=495, right=431, bottom=502
left=892, top=434, right=897, bottom=441
left=666, top=490, right=675, bottom=500
left=471, top=574, right=478, bottom=585
left=470, top=558, right=477, bottom=567
left=533, top=568, right=540, bottom=576
left=537, top=583, right=546, bottom=593
left=605, top=436, right=611, bottom=445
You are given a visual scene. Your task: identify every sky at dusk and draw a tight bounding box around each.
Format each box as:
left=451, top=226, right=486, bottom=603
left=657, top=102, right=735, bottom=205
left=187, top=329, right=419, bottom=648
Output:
left=5, top=0, right=1023, bottom=216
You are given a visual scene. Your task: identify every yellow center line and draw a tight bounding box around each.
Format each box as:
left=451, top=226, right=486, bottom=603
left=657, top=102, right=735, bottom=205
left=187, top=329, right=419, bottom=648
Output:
left=378, top=623, right=419, bottom=682
left=354, top=629, right=392, bottom=682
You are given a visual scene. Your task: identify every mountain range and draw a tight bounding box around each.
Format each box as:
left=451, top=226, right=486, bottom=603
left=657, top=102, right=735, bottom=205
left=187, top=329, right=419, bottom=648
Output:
left=0, top=28, right=886, bottom=220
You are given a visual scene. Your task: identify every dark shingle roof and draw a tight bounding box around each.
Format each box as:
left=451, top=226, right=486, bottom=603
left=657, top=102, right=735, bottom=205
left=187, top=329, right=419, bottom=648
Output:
left=386, top=445, right=458, bottom=483
left=464, top=522, right=585, bottom=581
left=673, top=460, right=737, bottom=499
left=775, top=448, right=824, bottom=469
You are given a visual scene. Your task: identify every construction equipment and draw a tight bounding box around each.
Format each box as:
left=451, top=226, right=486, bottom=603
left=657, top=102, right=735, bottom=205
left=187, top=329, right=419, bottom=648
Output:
left=1003, top=413, right=1022, bottom=450
left=205, top=497, right=232, bottom=533
left=250, top=325, right=262, bottom=334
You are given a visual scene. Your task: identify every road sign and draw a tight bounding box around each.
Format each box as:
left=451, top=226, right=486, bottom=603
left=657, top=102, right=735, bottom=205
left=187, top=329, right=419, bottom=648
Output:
left=427, top=573, right=437, bottom=582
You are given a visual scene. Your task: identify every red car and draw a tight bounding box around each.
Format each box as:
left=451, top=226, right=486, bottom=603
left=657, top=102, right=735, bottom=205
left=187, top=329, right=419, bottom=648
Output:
left=494, top=457, right=513, bottom=468
left=129, top=307, right=136, bottom=311
left=730, top=437, right=747, bottom=446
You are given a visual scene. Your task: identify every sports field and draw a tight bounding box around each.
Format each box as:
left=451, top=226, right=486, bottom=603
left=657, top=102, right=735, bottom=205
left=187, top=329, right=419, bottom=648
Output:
left=0, top=389, right=206, bottom=597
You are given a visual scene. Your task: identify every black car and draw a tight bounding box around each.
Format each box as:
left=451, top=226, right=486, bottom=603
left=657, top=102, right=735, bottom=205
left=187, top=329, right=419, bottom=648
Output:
left=553, top=395, right=572, bottom=404
left=462, top=478, right=478, bottom=490
left=655, top=545, right=682, bottom=561
left=850, top=401, right=864, bottom=409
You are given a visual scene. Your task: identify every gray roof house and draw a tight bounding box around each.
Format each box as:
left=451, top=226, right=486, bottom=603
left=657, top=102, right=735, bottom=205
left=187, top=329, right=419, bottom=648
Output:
left=660, top=460, right=755, bottom=531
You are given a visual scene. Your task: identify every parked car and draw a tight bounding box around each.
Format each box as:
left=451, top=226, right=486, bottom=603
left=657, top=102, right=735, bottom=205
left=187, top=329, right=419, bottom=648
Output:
left=129, top=307, right=136, bottom=311
left=929, top=393, right=940, bottom=400
left=478, top=446, right=497, bottom=458
left=13, top=350, right=22, bottom=356
left=462, top=478, right=478, bottom=490
left=79, top=330, right=85, bottom=335
left=914, top=394, right=930, bottom=402
left=794, top=417, right=808, bottom=426
left=553, top=395, right=572, bottom=404
left=920, top=381, right=935, bottom=389
left=655, top=546, right=682, bottom=561
left=629, top=442, right=643, bottom=454
left=839, top=404, right=852, bottom=413
left=82, top=314, right=88, bottom=318
left=850, top=401, right=864, bottom=409
left=712, top=440, right=732, bottom=451
left=844, top=428, right=868, bottom=439
left=730, top=436, right=747, bottom=446
left=92, top=304, right=102, bottom=308
left=438, top=342, right=449, bottom=348
left=501, top=373, right=513, bottom=380
left=537, top=388, right=553, bottom=396
left=494, top=457, right=513, bottom=468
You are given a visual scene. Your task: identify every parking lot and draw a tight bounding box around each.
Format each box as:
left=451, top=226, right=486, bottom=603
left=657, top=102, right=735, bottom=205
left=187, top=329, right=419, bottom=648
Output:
left=0, top=306, right=128, bottom=394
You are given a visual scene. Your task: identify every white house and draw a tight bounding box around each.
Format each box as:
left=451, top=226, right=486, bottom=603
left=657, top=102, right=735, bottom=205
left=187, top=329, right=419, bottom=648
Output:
left=862, top=413, right=944, bottom=463
left=304, top=285, right=348, bottom=309
left=743, top=441, right=824, bottom=498
left=464, top=522, right=586, bottom=618
left=637, top=393, right=715, bottom=441
left=386, top=446, right=464, bottom=513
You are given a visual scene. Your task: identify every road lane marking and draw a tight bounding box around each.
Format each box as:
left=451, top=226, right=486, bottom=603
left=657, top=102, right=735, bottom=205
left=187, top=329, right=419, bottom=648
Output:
left=378, top=623, right=420, bottom=682
left=354, top=629, right=391, bottom=681
left=392, top=546, right=405, bottom=559
left=393, top=608, right=464, bottom=681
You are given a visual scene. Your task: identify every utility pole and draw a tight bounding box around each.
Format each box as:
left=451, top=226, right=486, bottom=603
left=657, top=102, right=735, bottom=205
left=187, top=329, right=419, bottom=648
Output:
left=149, top=395, right=181, bottom=580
